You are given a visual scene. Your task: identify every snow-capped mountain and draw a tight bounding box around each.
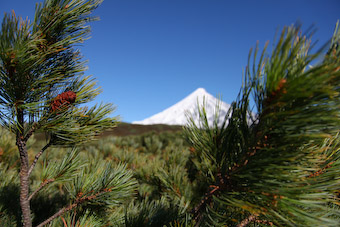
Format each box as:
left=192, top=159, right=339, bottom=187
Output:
left=133, top=88, right=231, bottom=126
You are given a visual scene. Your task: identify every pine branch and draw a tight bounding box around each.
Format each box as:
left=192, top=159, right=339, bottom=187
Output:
left=237, top=214, right=274, bottom=227
left=28, top=178, right=55, bottom=201
left=186, top=23, right=340, bottom=226
left=1, top=1, right=116, bottom=226
left=52, top=210, right=104, bottom=227
left=191, top=149, right=262, bottom=225
left=237, top=214, right=258, bottom=227
left=36, top=202, right=78, bottom=227
left=191, top=159, right=254, bottom=224
left=36, top=188, right=112, bottom=227
left=192, top=173, right=232, bottom=225
left=28, top=141, right=51, bottom=176
left=308, top=161, right=334, bottom=178
left=23, top=122, right=39, bottom=143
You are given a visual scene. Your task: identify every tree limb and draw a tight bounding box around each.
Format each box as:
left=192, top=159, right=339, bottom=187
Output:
left=17, top=136, right=32, bottom=227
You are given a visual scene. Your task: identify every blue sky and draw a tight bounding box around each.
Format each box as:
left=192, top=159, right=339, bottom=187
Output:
left=1, top=0, right=339, bottom=123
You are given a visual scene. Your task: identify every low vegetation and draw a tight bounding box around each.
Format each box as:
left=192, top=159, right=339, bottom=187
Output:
left=0, top=125, right=193, bottom=226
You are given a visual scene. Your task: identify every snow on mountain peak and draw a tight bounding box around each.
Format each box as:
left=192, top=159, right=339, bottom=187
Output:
left=132, top=88, right=231, bottom=126
left=191, top=87, right=207, bottom=95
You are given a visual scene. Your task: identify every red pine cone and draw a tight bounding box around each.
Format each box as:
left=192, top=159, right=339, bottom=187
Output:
left=51, top=91, right=76, bottom=113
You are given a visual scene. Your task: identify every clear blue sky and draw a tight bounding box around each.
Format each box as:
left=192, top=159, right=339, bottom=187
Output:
left=1, top=0, right=339, bottom=122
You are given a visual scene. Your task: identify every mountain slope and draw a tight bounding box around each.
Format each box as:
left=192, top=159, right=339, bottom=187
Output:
left=133, top=88, right=231, bottom=126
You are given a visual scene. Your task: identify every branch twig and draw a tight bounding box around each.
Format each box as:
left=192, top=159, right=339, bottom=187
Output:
left=237, top=214, right=258, bottom=227
left=192, top=150, right=256, bottom=226
left=23, top=122, right=39, bottom=143
left=36, top=202, right=78, bottom=227
left=193, top=173, right=229, bottom=226
left=28, top=141, right=51, bottom=176
left=28, top=178, right=55, bottom=201
left=192, top=136, right=266, bottom=225
left=36, top=189, right=109, bottom=227
left=237, top=214, right=274, bottom=227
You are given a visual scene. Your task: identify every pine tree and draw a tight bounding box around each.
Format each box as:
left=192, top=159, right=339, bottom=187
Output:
left=183, top=23, right=340, bottom=226
left=0, top=0, right=136, bottom=226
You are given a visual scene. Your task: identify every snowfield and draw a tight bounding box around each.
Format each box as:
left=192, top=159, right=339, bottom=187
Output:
left=133, top=88, right=231, bottom=126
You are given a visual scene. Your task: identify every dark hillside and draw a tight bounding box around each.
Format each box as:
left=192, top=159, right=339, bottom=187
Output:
left=33, top=123, right=183, bottom=141
left=100, top=122, right=183, bottom=137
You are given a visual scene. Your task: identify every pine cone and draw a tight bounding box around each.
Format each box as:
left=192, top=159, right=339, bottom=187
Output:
left=51, top=91, right=76, bottom=113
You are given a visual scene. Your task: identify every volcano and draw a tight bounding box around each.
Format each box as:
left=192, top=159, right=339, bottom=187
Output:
left=132, top=88, right=231, bottom=126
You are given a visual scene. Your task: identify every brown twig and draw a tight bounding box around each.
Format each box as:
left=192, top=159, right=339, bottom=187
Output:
left=36, top=202, right=78, bottom=227
left=308, top=161, right=334, bottom=178
left=23, top=122, right=39, bottom=143
left=192, top=173, right=229, bottom=226
left=192, top=138, right=268, bottom=226
left=36, top=188, right=110, bottom=227
left=238, top=213, right=274, bottom=227
left=28, top=178, right=55, bottom=201
left=237, top=214, right=258, bottom=227
left=255, top=218, right=274, bottom=226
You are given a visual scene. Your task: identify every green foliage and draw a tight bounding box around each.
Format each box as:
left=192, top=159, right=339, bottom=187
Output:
left=0, top=163, right=20, bottom=226
left=48, top=210, right=104, bottom=227
left=41, top=149, right=83, bottom=184
left=75, top=131, right=194, bottom=226
left=0, top=0, right=123, bottom=226
left=0, top=126, right=18, bottom=168
left=0, top=136, right=140, bottom=226
left=184, top=23, right=340, bottom=226
left=125, top=197, right=184, bottom=227
left=65, top=161, right=137, bottom=207
left=0, top=0, right=116, bottom=144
